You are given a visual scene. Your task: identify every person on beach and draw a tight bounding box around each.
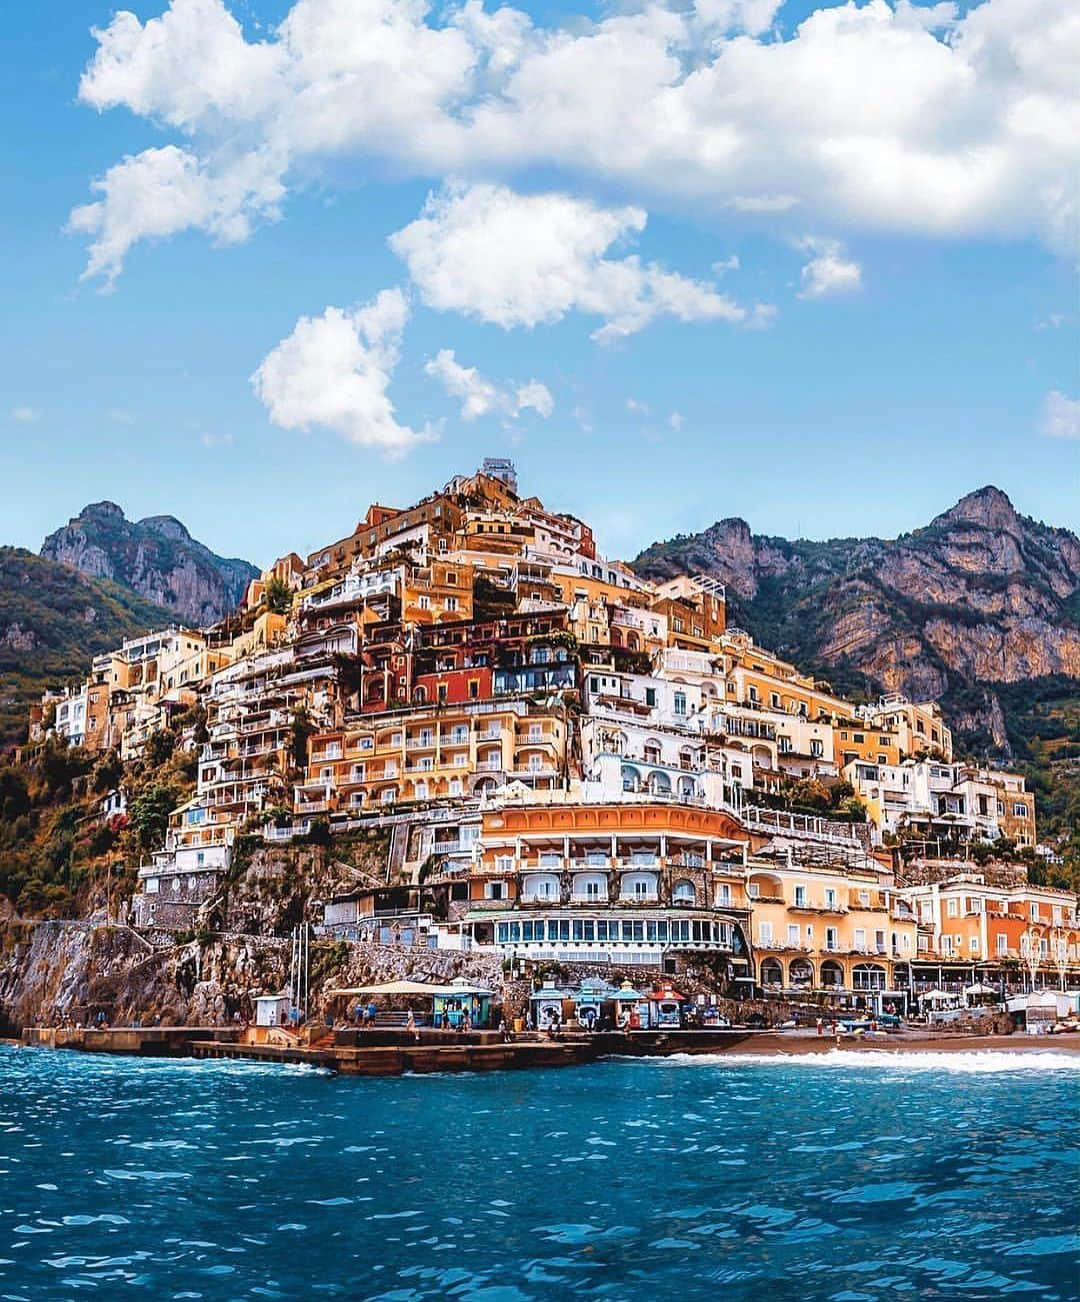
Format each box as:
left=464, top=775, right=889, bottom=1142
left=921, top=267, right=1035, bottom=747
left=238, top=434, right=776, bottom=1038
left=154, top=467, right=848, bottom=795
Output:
left=816, top=1017, right=824, bottom=1035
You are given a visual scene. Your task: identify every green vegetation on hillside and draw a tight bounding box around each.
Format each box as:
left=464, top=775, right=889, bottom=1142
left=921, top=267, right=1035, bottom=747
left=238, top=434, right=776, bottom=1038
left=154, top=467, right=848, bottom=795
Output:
left=0, top=548, right=173, bottom=747
left=0, top=729, right=197, bottom=919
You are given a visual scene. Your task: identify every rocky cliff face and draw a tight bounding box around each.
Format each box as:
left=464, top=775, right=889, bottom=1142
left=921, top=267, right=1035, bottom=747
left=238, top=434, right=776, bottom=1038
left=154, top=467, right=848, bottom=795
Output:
left=634, top=487, right=1080, bottom=756
left=41, top=502, right=258, bottom=627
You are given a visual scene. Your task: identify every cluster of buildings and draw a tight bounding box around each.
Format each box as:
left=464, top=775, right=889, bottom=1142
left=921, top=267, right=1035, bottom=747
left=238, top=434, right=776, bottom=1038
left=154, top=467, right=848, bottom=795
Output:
left=28, top=460, right=1077, bottom=1001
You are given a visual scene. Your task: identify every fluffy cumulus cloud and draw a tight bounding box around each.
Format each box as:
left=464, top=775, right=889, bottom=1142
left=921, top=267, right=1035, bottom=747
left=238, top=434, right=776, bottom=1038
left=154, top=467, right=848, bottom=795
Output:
left=251, top=288, right=435, bottom=455
left=391, top=182, right=773, bottom=340
left=68, top=0, right=1080, bottom=283
left=67, top=144, right=284, bottom=288
left=424, top=349, right=554, bottom=421
left=1040, top=391, right=1080, bottom=441
left=796, top=236, right=863, bottom=298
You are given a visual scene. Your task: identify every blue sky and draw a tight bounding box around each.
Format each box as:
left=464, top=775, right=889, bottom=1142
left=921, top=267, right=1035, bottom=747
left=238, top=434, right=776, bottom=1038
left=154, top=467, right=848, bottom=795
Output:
left=1, top=0, right=1077, bottom=570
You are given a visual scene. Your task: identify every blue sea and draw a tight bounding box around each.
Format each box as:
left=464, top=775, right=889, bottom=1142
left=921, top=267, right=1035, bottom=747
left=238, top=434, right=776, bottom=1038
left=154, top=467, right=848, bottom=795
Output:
left=0, top=1046, right=1077, bottom=1301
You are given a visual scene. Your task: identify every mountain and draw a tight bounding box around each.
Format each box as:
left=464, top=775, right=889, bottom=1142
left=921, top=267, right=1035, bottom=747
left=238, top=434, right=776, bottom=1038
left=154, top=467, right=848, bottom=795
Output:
left=42, top=502, right=258, bottom=627
left=633, top=486, right=1080, bottom=860
left=0, top=549, right=175, bottom=747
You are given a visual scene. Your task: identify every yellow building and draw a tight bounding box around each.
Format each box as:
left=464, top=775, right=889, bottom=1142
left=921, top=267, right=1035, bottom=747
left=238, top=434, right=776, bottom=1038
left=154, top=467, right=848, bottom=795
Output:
left=747, top=857, right=918, bottom=995
left=298, top=702, right=570, bottom=816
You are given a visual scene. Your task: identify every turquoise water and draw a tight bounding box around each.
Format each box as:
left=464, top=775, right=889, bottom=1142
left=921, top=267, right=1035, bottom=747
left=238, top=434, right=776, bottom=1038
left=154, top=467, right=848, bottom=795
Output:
left=0, top=1046, right=1077, bottom=1301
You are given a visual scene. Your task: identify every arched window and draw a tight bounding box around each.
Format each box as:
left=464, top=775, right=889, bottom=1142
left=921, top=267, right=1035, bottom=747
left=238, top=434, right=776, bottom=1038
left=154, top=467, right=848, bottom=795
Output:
left=820, top=960, right=845, bottom=987
left=649, top=771, right=672, bottom=795
left=789, top=957, right=814, bottom=986
left=621, top=765, right=641, bottom=793
left=852, top=963, right=886, bottom=991
left=760, top=958, right=783, bottom=986
left=673, top=879, right=696, bottom=906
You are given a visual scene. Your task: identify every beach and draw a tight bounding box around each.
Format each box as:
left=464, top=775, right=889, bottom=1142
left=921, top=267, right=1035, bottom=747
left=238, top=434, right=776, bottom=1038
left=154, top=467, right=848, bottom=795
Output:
left=718, top=1028, right=1080, bottom=1057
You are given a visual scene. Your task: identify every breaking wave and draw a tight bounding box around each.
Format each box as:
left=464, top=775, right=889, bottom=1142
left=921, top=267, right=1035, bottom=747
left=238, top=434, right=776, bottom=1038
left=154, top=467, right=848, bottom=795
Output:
left=665, top=1048, right=1080, bottom=1073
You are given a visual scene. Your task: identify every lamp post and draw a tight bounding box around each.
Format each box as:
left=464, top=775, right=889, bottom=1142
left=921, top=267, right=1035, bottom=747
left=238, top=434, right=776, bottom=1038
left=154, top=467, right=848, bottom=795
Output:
left=1050, top=928, right=1069, bottom=992
left=1020, top=927, right=1042, bottom=993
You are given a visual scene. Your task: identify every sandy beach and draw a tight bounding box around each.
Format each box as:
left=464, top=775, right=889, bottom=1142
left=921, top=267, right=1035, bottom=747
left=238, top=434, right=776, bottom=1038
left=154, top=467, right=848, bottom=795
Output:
left=717, top=1029, right=1080, bottom=1057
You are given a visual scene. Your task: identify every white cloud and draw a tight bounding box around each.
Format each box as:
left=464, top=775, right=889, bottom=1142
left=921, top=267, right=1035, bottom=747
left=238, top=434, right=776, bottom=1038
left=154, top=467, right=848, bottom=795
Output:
left=626, top=397, right=649, bottom=415
left=68, top=0, right=1080, bottom=285
left=391, top=181, right=772, bottom=341
left=726, top=194, right=801, bottom=214
left=1036, top=313, right=1068, bottom=330
left=797, top=236, right=863, bottom=299
left=669, top=410, right=683, bottom=432
left=515, top=379, right=555, bottom=419
left=251, top=287, right=435, bottom=455
left=11, top=407, right=40, bottom=424
left=1040, top=390, right=1080, bottom=440
left=424, top=348, right=553, bottom=422
left=712, top=255, right=739, bottom=275
left=67, top=144, right=284, bottom=289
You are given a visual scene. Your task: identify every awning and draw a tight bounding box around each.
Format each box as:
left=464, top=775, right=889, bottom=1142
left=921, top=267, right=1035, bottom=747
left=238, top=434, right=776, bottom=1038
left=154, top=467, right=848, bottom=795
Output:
left=327, top=980, right=493, bottom=999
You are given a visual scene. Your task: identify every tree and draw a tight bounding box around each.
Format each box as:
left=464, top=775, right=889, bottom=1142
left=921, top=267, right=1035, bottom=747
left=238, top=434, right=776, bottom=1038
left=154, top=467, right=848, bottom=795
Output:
left=265, top=576, right=293, bottom=615
left=290, top=708, right=315, bottom=771
left=129, top=782, right=180, bottom=851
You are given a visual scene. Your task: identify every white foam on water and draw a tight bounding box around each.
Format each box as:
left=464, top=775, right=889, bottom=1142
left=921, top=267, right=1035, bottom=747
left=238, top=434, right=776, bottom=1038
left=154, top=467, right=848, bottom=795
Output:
left=664, top=1049, right=1080, bottom=1074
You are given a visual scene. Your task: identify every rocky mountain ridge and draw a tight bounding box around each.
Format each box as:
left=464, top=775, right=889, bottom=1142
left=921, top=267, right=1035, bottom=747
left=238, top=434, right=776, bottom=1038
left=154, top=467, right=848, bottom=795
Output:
left=633, top=487, right=1080, bottom=723
left=42, top=501, right=258, bottom=627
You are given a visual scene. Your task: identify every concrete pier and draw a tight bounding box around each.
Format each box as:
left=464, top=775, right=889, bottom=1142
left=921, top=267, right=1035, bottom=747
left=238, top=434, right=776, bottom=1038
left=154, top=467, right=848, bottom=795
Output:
left=22, top=1026, right=239, bottom=1056
left=20, top=1024, right=754, bottom=1074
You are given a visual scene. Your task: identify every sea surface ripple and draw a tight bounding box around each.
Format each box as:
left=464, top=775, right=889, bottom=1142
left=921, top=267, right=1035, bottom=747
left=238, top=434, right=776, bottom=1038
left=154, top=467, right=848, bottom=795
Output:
left=0, top=1045, right=1076, bottom=1300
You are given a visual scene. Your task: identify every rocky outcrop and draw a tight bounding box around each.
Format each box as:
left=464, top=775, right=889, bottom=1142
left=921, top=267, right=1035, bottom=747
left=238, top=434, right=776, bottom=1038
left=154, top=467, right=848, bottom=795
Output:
left=633, top=487, right=1080, bottom=748
left=42, top=502, right=258, bottom=627
left=0, top=921, right=507, bottom=1032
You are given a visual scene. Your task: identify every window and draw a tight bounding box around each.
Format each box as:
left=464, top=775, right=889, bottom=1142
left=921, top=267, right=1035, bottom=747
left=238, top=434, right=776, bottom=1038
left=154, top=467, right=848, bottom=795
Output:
left=747, top=882, right=760, bottom=899
left=759, top=921, right=773, bottom=945
left=445, top=596, right=458, bottom=612
left=716, top=884, right=731, bottom=906
left=996, top=934, right=1008, bottom=955
left=771, top=692, right=781, bottom=709
left=824, top=888, right=837, bottom=909
left=673, top=691, right=687, bottom=716
left=645, top=688, right=657, bottom=708
left=485, top=881, right=505, bottom=900
left=947, top=898, right=958, bottom=917
left=418, top=595, right=430, bottom=610
left=858, top=890, right=870, bottom=906
left=969, top=937, right=979, bottom=952
left=496, top=855, right=514, bottom=872
left=854, top=928, right=867, bottom=949
left=787, top=924, right=799, bottom=946
left=826, top=927, right=839, bottom=951
left=1030, top=903, right=1039, bottom=921
left=1014, top=803, right=1028, bottom=818
left=794, top=885, right=807, bottom=906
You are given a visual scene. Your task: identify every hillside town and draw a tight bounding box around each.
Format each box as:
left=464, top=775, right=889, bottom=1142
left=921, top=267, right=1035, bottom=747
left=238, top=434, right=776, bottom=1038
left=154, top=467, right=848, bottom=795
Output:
left=24, top=460, right=1078, bottom=1010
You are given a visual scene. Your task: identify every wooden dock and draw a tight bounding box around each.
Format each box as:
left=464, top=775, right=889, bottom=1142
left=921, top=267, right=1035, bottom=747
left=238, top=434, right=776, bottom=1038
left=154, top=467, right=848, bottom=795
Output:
left=192, top=1035, right=590, bottom=1074
left=21, top=1024, right=754, bottom=1075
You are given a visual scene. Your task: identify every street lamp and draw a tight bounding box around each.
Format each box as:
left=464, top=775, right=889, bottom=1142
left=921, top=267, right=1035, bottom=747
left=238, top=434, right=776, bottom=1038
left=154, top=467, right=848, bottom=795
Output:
left=1050, top=928, right=1070, bottom=992
left=1020, top=927, right=1042, bottom=993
